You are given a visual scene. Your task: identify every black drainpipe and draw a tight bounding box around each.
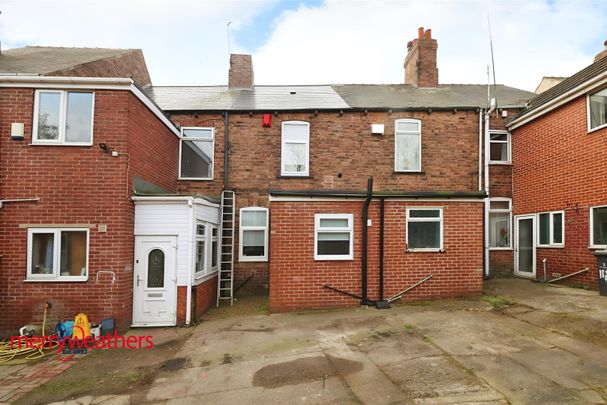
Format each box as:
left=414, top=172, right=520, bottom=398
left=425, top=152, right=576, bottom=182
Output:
left=379, top=197, right=385, bottom=301
left=223, top=112, right=229, bottom=189
left=361, top=176, right=373, bottom=306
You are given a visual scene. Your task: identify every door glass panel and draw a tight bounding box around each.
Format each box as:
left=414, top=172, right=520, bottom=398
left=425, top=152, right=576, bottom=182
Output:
left=147, top=249, right=165, bottom=288
left=518, top=219, right=534, bottom=274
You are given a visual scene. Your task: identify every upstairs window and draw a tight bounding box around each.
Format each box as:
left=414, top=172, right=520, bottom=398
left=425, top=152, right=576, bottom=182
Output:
left=591, top=205, right=607, bottom=248
left=179, top=127, right=214, bottom=180
left=281, top=121, right=309, bottom=176
left=489, top=131, right=511, bottom=163
left=27, top=228, right=89, bottom=281
left=395, top=119, right=421, bottom=172
left=33, top=90, right=94, bottom=145
left=239, top=208, right=269, bottom=262
left=489, top=199, right=512, bottom=249
left=406, top=208, right=443, bottom=251
left=589, top=88, right=607, bottom=130
left=538, top=211, right=564, bottom=247
left=314, top=214, right=353, bottom=260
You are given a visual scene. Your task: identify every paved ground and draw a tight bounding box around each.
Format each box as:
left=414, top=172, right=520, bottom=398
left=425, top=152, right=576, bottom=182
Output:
left=12, top=279, right=607, bottom=404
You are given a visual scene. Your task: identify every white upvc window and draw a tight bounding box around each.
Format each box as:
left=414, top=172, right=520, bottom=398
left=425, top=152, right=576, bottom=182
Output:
left=406, top=208, right=443, bottom=252
left=588, top=88, right=607, bottom=131
left=538, top=211, right=565, bottom=247
left=281, top=121, right=310, bottom=176
left=26, top=228, right=89, bottom=281
left=590, top=205, right=607, bottom=248
left=239, top=207, right=268, bottom=262
left=194, top=222, right=219, bottom=279
left=314, top=214, right=353, bottom=260
left=211, top=226, right=219, bottom=271
left=489, top=198, right=512, bottom=249
left=395, top=119, right=421, bottom=172
left=32, top=90, right=94, bottom=145
left=489, top=131, right=511, bottom=164
left=195, top=223, right=207, bottom=276
left=179, top=127, right=214, bottom=180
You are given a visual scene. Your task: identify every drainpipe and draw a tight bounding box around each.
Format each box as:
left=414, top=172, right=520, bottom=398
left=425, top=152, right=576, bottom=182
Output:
left=223, top=112, right=229, bottom=190
left=478, top=110, right=483, bottom=191
left=379, top=197, right=385, bottom=301
left=185, top=198, right=194, bottom=325
left=361, top=176, right=373, bottom=306
left=484, top=100, right=496, bottom=278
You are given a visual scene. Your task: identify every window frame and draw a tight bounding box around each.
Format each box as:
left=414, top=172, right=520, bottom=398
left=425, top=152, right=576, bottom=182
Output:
left=394, top=118, right=422, bottom=173
left=314, top=213, right=354, bottom=261
left=590, top=205, right=607, bottom=249
left=178, top=127, right=215, bottom=181
left=537, top=210, right=565, bottom=248
left=26, top=227, right=90, bottom=282
left=194, top=222, right=207, bottom=277
left=488, top=130, right=511, bottom=164
left=587, top=89, right=607, bottom=133
left=281, top=121, right=310, bottom=177
left=211, top=225, right=219, bottom=272
left=239, top=207, right=269, bottom=262
left=489, top=197, right=512, bottom=250
left=406, top=207, right=443, bottom=252
left=32, top=90, right=95, bottom=146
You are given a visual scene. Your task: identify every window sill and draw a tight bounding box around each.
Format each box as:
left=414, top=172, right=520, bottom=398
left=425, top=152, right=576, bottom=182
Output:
left=406, top=249, right=444, bottom=253
left=277, top=175, right=313, bottom=179
left=239, top=257, right=268, bottom=262
left=537, top=245, right=565, bottom=249
left=24, top=277, right=88, bottom=282
left=178, top=177, right=214, bottom=181
left=394, top=171, right=424, bottom=175
left=193, top=271, right=217, bottom=285
left=314, top=256, right=353, bottom=261
left=30, top=142, right=93, bottom=147
left=489, top=247, right=513, bottom=251
left=589, top=246, right=607, bottom=250
left=489, top=162, right=512, bottom=166
left=588, top=123, right=607, bottom=134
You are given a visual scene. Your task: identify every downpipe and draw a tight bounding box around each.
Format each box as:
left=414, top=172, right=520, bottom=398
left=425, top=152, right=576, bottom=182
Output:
left=361, top=176, right=373, bottom=306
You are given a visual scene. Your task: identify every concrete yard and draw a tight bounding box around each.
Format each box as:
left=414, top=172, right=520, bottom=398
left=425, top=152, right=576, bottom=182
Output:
left=24, top=279, right=607, bottom=404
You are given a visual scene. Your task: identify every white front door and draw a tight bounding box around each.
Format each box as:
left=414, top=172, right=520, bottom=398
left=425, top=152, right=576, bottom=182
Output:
left=514, top=215, right=536, bottom=278
left=133, top=236, right=177, bottom=326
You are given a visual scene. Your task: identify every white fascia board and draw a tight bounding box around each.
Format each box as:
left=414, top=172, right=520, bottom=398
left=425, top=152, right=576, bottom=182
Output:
left=507, top=71, right=607, bottom=131
left=132, top=195, right=219, bottom=208
left=269, top=195, right=484, bottom=203
left=0, top=75, right=180, bottom=136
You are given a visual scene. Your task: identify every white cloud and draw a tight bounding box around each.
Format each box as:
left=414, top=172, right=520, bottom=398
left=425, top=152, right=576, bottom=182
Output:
left=248, top=0, right=607, bottom=91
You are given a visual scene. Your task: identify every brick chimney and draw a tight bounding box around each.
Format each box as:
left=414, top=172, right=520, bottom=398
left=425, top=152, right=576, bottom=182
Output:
left=228, top=54, right=254, bottom=89
left=594, top=40, right=607, bottom=63
left=404, top=27, right=439, bottom=87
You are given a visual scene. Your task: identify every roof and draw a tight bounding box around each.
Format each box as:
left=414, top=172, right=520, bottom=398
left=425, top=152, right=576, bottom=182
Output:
left=0, top=46, right=135, bottom=75
left=510, top=56, right=607, bottom=126
left=147, top=84, right=535, bottom=112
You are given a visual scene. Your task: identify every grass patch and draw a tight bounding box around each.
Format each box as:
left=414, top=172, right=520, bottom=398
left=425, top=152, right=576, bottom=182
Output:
left=403, top=323, right=415, bottom=332
left=481, top=295, right=513, bottom=310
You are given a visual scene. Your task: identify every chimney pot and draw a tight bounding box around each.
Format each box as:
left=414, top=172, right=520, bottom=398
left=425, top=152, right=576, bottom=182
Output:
left=594, top=40, right=607, bottom=63
left=418, top=27, right=424, bottom=39
left=425, top=29, right=432, bottom=39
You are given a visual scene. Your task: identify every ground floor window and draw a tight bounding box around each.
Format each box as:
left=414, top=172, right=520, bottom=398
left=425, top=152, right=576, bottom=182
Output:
left=239, top=207, right=269, bottom=262
left=406, top=208, right=443, bottom=251
left=195, top=224, right=206, bottom=276
left=195, top=222, right=219, bottom=278
left=489, top=198, right=512, bottom=249
left=591, top=205, right=607, bottom=248
left=314, top=214, right=353, bottom=260
left=27, top=228, right=89, bottom=281
left=538, top=211, right=564, bottom=247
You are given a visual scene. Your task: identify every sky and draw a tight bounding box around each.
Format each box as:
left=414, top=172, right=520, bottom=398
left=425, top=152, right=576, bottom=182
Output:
left=0, top=0, right=606, bottom=92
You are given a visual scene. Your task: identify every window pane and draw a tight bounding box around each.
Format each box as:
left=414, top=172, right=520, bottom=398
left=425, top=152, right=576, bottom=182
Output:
left=409, top=209, right=440, bottom=218
left=242, top=210, right=267, bottom=227
left=283, top=143, right=307, bottom=173
left=490, top=142, right=508, bottom=161
left=490, top=133, right=508, bottom=141
left=396, top=121, right=419, bottom=132
left=317, top=232, right=350, bottom=255
left=593, top=207, right=607, bottom=246
left=181, top=139, right=213, bottom=178
left=395, top=133, right=420, bottom=171
left=182, top=128, right=213, bottom=139
left=65, top=92, right=93, bottom=143
left=147, top=249, right=165, bottom=288
left=243, top=230, right=265, bottom=257
left=282, top=122, right=308, bottom=141
left=212, top=227, right=218, bottom=237
left=60, top=231, right=87, bottom=276
left=31, top=233, right=54, bottom=275
left=212, top=237, right=218, bottom=267
left=489, top=212, right=510, bottom=247
left=319, top=218, right=348, bottom=228
left=490, top=200, right=510, bottom=210
left=539, top=213, right=550, bottom=245
left=197, top=224, right=205, bottom=236
left=408, top=222, right=440, bottom=249
left=553, top=213, right=563, bottom=244
left=590, top=90, right=607, bottom=129
left=37, top=92, right=61, bottom=140
left=195, top=240, right=205, bottom=274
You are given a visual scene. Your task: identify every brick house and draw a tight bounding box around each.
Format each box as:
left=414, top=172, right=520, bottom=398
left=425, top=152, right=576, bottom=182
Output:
left=505, top=44, right=607, bottom=286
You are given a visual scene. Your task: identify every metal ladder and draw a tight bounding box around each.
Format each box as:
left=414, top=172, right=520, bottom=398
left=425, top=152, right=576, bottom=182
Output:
left=217, top=190, right=235, bottom=306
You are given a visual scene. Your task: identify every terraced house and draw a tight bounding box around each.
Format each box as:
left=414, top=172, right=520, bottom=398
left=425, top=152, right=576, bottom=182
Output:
left=8, top=27, right=585, bottom=333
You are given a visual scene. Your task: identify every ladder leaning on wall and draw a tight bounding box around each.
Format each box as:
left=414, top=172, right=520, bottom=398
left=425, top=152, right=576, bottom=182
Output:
left=217, top=190, right=235, bottom=307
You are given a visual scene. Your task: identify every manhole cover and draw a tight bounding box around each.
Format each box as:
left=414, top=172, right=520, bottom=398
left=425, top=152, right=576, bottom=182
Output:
left=163, top=357, right=188, bottom=371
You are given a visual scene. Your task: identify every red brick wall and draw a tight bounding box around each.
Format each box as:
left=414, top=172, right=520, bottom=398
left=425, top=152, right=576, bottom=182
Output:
left=176, top=276, right=218, bottom=325
left=512, top=95, right=607, bottom=286
left=269, top=200, right=483, bottom=311
left=0, top=88, right=178, bottom=334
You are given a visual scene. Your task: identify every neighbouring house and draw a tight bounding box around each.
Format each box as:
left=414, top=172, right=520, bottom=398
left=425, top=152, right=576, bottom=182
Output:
left=535, top=76, right=567, bottom=94
left=506, top=42, right=607, bottom=286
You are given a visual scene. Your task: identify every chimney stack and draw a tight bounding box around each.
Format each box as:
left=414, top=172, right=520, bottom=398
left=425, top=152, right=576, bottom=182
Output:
left=228, top=54, right=254, bottom=89
left=594, top=40, right=607, bottom=63
left=404, top=27, right=438, bottom=87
